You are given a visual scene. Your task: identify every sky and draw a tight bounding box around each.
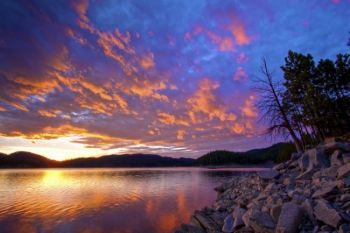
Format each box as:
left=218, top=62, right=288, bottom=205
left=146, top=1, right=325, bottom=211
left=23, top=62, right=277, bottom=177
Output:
left=0, top=0, right=349, bottom=160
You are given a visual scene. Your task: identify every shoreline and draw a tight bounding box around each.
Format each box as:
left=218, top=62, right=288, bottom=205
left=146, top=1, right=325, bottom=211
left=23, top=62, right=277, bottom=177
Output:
left=175, top=139, right=350, bottom=233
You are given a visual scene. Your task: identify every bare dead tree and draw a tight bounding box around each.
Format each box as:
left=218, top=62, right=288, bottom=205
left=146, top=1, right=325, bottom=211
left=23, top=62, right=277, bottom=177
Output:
left=254, top=59, right=304, bottom=152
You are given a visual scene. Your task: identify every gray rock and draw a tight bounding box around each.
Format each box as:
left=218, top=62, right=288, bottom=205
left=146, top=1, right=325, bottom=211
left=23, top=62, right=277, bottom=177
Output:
left=276, top=202, right=303, bottom=233
left=340, top=194, right=350, bottom=202
left=337, top=163, right=350, bottom=178
left=312, top=181, right=337, bottom=198
left=302, top=199, right=316, bottom=224
left=342, top=153, right=350, bottom=163
left=320, top=141, right=350, bottom=153
left=176, top=224, right=206, bottom=233
left=296, top=168, right=315, bottom=180
left=338, top=223, right=350, bottom=233
left=331, top=150, right=343, bottom=166
left=222, top=214, right=234, bottom=233
left=258, top=170, right=280, bottom=180
left=270, top=204, right=282, bottom=222
left=193, top=211, right=219, bottom=231
left=246, top=210, right=275, bottom=233
left=233, top=207, right=246, bottom=229
left=306, top=148, right=329, bottom=169
left=314, top=199, right=342, bottom=228
left=298, top=154, right=310, bottom=172
left=291, top=152, right=302, bottom=161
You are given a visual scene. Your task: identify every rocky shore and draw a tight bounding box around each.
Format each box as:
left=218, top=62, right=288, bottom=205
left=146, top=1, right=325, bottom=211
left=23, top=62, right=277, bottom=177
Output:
left=175, top=138, right=350, bottom=233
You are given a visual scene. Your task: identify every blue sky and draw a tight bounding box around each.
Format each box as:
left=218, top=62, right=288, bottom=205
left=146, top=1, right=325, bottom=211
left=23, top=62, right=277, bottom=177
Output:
left=0, top=0, right=349, bottom=160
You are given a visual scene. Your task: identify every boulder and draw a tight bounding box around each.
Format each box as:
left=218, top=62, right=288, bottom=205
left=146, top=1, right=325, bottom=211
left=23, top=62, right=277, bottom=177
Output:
left=314, top=199, right=342, bottom=228
left=340, top=194, right=350, bottom=202
left=331, top=150, right=343, bottom=166
left=270, top=204, right=282, bottom=222
left=306, top=148, right=329, bottom=169
left=233, top=207, right=247, bottom=229
left=338, top=223, right=350, bottom=233
left=175, top=224, right=206, bottom=233
left=342, top=153, right=350, bottom=164
left=276, top=202, right=303, bottom=233
left=298, top=154, right=309, bottom=172
left=320, top=141, right=350, bottom=154
left=296, top=168, right=315, bottom=180
left=193, top=211, right=219, bottom=232
left=312, top=181, right=337, bottom=198
left=258, top=170, right=280, bottom=180
left=302, top=199, right=316, bottom=224
left=337, top=163, right=350, bottom=178
left=246, top=210, right=275, bottom=233
left=222, top=214, right=234, bottom=233
left=290, top=152, right=302, bottom=161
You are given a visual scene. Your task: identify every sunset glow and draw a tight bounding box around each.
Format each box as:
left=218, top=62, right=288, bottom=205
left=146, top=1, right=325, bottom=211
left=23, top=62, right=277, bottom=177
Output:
left=0, top=0, right=349, bottom=159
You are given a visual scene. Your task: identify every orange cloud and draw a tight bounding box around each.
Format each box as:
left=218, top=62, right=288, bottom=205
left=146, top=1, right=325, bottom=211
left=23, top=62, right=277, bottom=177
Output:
left=187, top=79, right=237, bottom=122
left=0, top=106, right=6, bottom=112
left=140, top=52, right=155, bottom=69
left=241, top=95, right=258, bottom=117
left=157, top=112, right=190, bottom=126
left=236, top=52, right=249, bottom=64
left=38, top=109, right=60, bottom=118
left=206, top=30, right=235, bottom=52
left=228, top=18, right=251, bottom=45
left=176, top=130, right=185, bottom=140
left=233, top=67, right=248, bottom=81
left=232, top=123, right=244, bottom=134
left=123, top=80, right=169, bottom=102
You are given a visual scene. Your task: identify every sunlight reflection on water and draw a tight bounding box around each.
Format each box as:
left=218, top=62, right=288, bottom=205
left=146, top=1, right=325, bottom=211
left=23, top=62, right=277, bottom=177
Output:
left=0, top=167, right=267, bottom=233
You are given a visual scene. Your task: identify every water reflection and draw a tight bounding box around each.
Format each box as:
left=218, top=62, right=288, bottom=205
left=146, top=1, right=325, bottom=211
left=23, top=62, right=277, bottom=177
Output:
left=0, top=168, right=265, bottom=233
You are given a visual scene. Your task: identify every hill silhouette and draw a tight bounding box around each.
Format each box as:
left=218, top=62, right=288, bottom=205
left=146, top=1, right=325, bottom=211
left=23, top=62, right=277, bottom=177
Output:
left=0, top=152, right=195, bottom=168
left=196, top=142, right=295, bottom=166
left=0, top=143, right=295, bottom=168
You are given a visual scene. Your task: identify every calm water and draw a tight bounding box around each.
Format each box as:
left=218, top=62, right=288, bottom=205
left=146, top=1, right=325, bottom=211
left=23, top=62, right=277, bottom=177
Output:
left=0, top=167, right=266, bottom=233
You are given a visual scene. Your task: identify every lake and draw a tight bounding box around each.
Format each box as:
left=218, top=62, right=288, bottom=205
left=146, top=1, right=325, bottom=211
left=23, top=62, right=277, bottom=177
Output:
left=0, top=167, right=266, bottom=233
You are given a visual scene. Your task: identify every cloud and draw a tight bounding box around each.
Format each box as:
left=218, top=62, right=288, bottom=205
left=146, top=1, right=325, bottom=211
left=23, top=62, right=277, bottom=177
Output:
left=139, top=52, right=155, bottom=69
left=233, top=67, right=248, bottom=81
left=228, top=19, right=251, bottom=45
left=241, top=95, right=258, bottom=118
left=157, top=112, right=190, bottom=126
left=187, top=79, right=237, bottom=123
left=176, top=130, right=185, bottom=140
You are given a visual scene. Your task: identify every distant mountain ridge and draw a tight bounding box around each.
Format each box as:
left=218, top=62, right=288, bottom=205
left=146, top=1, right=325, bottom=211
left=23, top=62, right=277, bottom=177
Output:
left=0, top=143, right=295, bottom=168
left=0, top=151, right=195, bottom=168
left=196, top=142, right=296, bottom=166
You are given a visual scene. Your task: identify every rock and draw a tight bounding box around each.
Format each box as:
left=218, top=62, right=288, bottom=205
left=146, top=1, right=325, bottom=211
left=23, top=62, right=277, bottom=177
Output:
left=302, top=199, right=316, bottom=224
left=233, top=207, right=246, bottom=229
left=342, top=153, right=350, bottom=163
left=337, top=163, right=350, bottom=178
left=320, top=141, right=350, bottom=154
left=298, top=154, right=309, bottom=172
left=193, top=211, right=219, bottom=232
left=246, top=210, right=275, bottom=233
left=338, top=223, right=350, bottom=233
left=306, top=148, right=329, bottom=169
left=270, top=204, right=282, bottom=222
left=273, top=163, right=286, bottom=171
left=313, top=199, right=342, bottom=228
left=296, top=168, right=315, bottom=180
left=275, top=202, right=303, bottom=233
left=222, top=214, right=234, bottom=233
left=340, top=194, right=350, bottom=202
left=291, top=152, right=302, bottom=160
left=175, top=224, right=206, bottom=233
left=258, top=170, right=280, bottom=180
left=331, top=150, right=343, bottom=166
left=312, top=181, right=337, bottom=198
